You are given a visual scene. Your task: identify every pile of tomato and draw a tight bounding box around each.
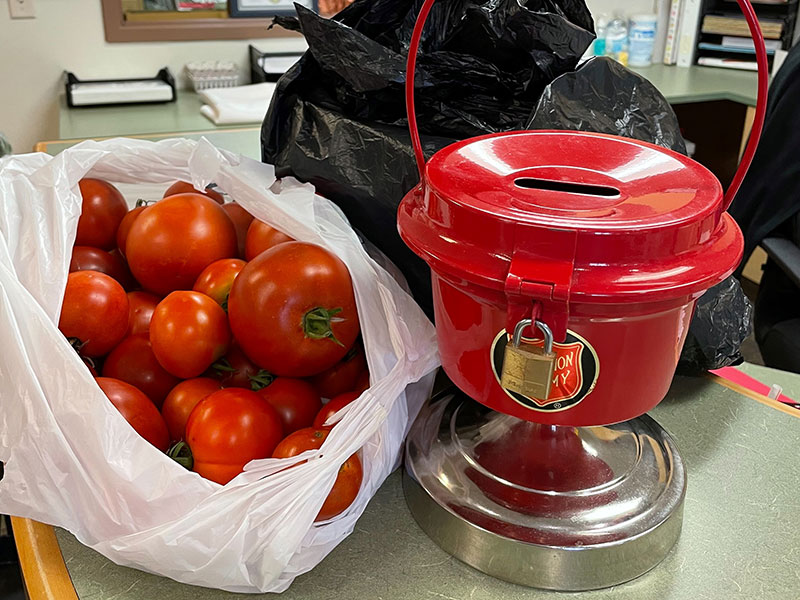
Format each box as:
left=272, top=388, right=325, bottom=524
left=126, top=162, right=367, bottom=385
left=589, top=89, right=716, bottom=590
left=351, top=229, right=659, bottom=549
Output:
left=60, top=178, right=368, bottom=521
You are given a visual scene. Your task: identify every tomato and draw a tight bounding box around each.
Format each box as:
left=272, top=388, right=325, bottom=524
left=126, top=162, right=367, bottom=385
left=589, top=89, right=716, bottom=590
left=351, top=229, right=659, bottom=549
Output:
left=59, top=271, right=129, bottom=357
left=102, top=335, right=180, bottom=408
left=192, top=258, right=246, bottom=308
left=116, top=203, right=148, bottom=256
left=209, top=343, right=272, bottom=389
left=186, top=388, right=283, bottom=484
left=354, top=370, right=370, bottom=394
left=272, top=428, right=363, bottom=521
left=69, top=246, right=135, bottom=290
left=228, top=242, right=360, bottom=377
left=313, top=391, right=360, bottom=428
left=125, top=193, right=237, bottom=295
left=161, top=377, right=221, bottom=441
left=222, top=203, right=254, bottom=259
left=257, top=378, right=322, bottom=435
left=126, top=291, right=160, bottom=337
left=75, top=179, right=129, bottom=250
left=244, top=219, right=294, bottom=261
left=310, top=343, right=367, bottom=399
left=163, top=180, right=224, bottom=204
left=95, top=377, right=170, bottom=451
left=150, top=291, right=230, bottom=378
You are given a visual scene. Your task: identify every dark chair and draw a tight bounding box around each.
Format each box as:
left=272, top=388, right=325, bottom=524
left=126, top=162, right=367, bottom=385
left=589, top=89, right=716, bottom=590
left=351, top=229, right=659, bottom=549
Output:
left=753, top=214, right=800, bottom=372
left=730, top=43, right=800, bottom=373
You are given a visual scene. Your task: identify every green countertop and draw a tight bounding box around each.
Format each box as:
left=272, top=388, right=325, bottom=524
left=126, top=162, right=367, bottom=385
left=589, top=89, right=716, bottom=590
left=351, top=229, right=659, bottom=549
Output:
left=41, top=129, right=263, bottom=160
left=54, top=371, right=800, bottom=600
left=737, top=362, right=800, bottom=399
left=629, top=64, right=758, bottom=107
left=56, top=65, right=758, bottom=142
left=58, top=93, right=259, bottom=140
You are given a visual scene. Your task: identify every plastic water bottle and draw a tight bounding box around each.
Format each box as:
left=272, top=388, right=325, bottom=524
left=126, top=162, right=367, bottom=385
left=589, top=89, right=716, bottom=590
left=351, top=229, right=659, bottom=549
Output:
left=605, top=15, right=629, bottom=66
left=628, top=14, right=658, bottom=67
left=594, top=15, right=609, bottom=57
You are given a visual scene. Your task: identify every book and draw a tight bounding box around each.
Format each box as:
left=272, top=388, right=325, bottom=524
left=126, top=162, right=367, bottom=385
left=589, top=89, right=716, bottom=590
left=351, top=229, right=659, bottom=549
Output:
left=677, top=0, right=703, bottom=66
left=702, top=14, right=784, bottom=39
left=653, top=0, right=672, bottom=63
left=663, top=0, right=683, bottom=64
left=698, top=56, right=760, bottom=70
left=722, top=36, right=782, bottom=50
left=698, top=42, right=777, bottom=54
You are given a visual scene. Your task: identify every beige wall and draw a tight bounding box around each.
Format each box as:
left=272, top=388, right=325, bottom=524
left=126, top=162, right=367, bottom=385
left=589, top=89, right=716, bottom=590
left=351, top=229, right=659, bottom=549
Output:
left=586, top=0, right=655, bottom=20
left=0, top=0, right=306, bottom=152
left=0, top=0, right=653, bottom=153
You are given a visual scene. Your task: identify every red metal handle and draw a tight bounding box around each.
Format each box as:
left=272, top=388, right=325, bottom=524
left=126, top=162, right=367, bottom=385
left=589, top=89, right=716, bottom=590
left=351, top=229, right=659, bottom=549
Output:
left=405, top=0, right=438, bottom=182
left=723, top=0, right=769, bottom=211
left=405, top=0, right=768, bottom=208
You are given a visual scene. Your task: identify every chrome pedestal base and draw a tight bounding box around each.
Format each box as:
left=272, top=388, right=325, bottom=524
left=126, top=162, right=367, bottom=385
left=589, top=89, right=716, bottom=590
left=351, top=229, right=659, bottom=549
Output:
left=403, top=388, right=686, bottom=591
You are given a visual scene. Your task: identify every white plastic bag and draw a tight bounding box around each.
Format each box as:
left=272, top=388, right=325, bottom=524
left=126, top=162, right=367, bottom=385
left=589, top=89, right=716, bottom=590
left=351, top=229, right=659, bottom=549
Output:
left=0, top=137, right=439, bottom=592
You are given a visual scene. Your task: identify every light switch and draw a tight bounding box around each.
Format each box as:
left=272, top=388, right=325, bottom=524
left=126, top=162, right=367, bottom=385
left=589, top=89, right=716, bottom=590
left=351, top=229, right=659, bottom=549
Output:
left=8, top=0, right=35, bottom=19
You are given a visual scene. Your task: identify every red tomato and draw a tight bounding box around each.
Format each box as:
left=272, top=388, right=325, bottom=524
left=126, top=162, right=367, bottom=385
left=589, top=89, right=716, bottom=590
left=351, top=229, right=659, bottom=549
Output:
left=209, top=343, right=271, bottom=389
left=95, top=377, right=170, bottom=451
left=257, top=378, right=322, bottom=435
left=192, top=258, right=246, bottom=307
left=186, top=388, right=283, bottom=484
left=310, top=343, right=367, bottom=399
left=161, top=377, right=221, bottom=441
left=116, top=204, right=147, bottom=256
left=163, top=181, right=224, bottom=204
left=244, top=219, right=294, bottom=261
left=222, top=203, right=254, bottom=259
left=102, top=335, right=180, bottom=408
left=354, top=370, right=370, bottom=394
left=126, top=291, right=160, bottom=337
left=272, top=428, right=363, bottom=521
left=59, top=271, right=129, bottom=357
left=75, top=179, right=129, bottom=250
left=69, top=246, right=135, bottom=290
left=313, top=391, right=360, bottom=428
left=150, top=291, right=230, bottom=378
left=125, top=194, right=237, bottom=295
left=228, top=242, right=360, bottom=377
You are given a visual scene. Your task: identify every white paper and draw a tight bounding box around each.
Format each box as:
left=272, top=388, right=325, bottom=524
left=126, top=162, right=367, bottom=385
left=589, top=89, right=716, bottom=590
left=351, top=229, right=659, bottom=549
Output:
left=198, top=82, right=276, bottom=125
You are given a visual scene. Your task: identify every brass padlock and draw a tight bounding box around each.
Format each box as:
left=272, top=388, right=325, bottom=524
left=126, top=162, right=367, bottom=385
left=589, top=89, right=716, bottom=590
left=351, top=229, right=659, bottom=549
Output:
left=500, top=319, right=556, bottom=399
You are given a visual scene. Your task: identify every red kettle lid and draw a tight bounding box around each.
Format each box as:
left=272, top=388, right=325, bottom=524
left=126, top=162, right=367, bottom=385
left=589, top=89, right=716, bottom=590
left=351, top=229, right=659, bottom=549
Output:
left=398, top=130, right=743, bottom=304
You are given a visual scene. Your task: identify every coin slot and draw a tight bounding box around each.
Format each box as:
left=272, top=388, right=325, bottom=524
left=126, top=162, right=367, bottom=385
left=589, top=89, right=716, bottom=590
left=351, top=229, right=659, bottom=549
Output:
left=514, top=178, right=620, bottom=197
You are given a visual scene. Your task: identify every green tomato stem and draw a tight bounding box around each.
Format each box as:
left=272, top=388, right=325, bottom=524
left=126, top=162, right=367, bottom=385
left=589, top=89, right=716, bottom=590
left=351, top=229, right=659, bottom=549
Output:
left=303, top=307, right=345, bottom=347
left=167, top=442, right=193, bottom=470
left=212, top=358, right=236, bottom=374
left=249, top=370, right=275, bottom=391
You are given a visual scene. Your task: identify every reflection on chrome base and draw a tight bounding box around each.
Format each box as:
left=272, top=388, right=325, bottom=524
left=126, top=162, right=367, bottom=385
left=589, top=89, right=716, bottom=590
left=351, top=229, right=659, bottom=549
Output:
left=403, top=388, right=686, bottom=591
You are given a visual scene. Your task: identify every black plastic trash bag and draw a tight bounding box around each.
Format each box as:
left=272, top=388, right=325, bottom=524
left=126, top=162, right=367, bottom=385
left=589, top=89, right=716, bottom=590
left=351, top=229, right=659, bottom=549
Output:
left=677, top=277, right=753, bottom=375
left=527, top=57, right=687, bottom=154
left=262, top=0, right=595, bottom=318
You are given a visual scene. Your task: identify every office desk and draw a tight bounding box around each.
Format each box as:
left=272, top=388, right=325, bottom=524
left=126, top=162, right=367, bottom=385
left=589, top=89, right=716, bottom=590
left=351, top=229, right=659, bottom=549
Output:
left=34, top=127, right=263, bottom=160
left=14, top=130, right=797, bottom=599
left=629, top=64, right=757, bottom=106
left=57, top=66, right=758, bottom=141
left=57, top=93, right=255, bottom=140
left=12, top=370, right=800, bottom=600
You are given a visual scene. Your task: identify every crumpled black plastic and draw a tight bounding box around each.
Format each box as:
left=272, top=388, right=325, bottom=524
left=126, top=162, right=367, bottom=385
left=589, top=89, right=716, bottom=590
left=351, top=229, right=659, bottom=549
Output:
left=263, top=0, right=595, bottom=317
left=677, top=277, right=753, bottom=374
left=527, top=57, right=687, bottom=154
